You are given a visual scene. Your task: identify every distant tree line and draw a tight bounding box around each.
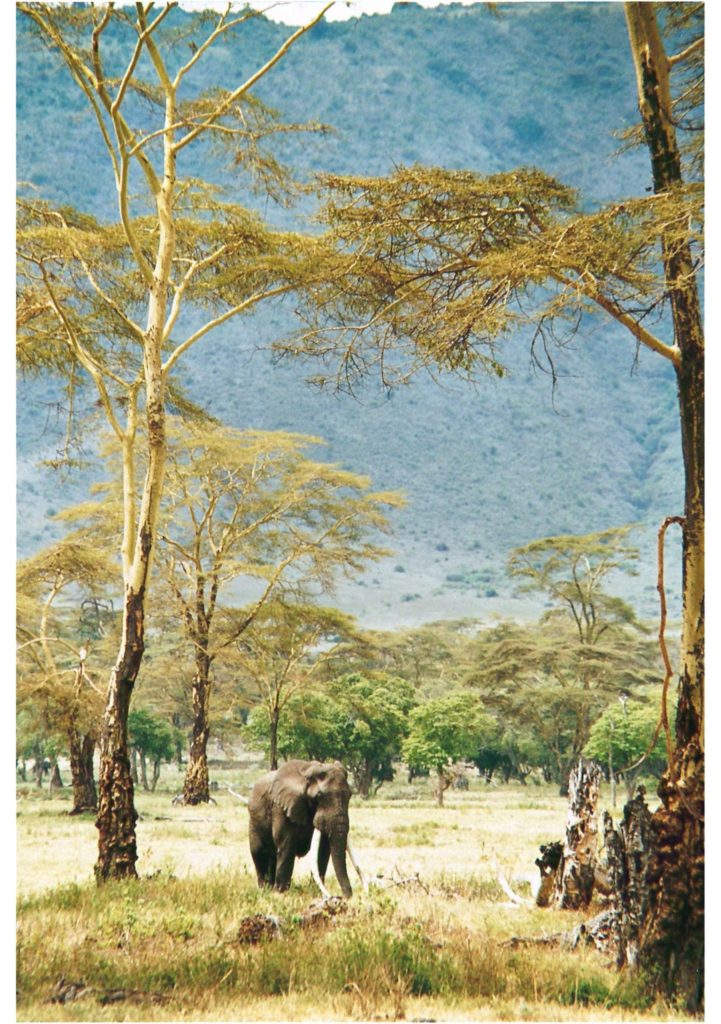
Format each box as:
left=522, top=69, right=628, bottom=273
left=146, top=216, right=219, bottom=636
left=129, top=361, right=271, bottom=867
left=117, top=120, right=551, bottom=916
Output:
left=18, top=522, right=670, bottom=805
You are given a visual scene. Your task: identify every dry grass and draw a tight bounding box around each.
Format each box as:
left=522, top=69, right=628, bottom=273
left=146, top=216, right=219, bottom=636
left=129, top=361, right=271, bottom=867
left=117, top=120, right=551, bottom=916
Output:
left=16, top=769, right=691, bottom=1022
left=16, top=768, right=575, bottom=896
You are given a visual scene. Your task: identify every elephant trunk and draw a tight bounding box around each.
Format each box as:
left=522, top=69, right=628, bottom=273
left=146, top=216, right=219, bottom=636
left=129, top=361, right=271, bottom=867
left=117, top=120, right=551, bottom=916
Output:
left=330, top=831, right=353, bottom=898
left=314, top=799, right=352, bottom=898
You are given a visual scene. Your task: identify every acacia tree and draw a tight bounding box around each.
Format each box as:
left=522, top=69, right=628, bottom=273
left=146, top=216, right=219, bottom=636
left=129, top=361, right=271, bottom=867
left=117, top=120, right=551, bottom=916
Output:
left=507, top=527, right=642, bottom=642
left=233, top=600, right=358, bottom=772
left=155, top=421, right=398, bottom=799
left=621, top=6, right=703, bottom=1002
left=502, top=526, right=653, bottom=790
left=17, top=538, right=117, bottom=814
left=17, top=3, right=331, bottom=881
left=284, top=4, right=703, bottom=1002
left=468, top=617, right=658, bottom=794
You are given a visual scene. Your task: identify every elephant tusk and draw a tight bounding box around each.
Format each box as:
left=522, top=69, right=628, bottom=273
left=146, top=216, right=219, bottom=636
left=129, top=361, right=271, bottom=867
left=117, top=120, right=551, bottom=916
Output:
left=346, top=840, right=369, bottom=892
left=309, top=828, right=332, bottom=899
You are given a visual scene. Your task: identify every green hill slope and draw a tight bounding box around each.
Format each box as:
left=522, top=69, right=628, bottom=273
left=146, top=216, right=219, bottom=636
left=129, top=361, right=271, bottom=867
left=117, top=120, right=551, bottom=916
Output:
left=16, top=2, right=684, bottom=625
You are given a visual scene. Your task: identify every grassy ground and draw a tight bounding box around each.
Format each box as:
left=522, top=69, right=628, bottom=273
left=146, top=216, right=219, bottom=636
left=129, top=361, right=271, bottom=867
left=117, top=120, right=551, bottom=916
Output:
left=16, top=766, right=691, bottom=1022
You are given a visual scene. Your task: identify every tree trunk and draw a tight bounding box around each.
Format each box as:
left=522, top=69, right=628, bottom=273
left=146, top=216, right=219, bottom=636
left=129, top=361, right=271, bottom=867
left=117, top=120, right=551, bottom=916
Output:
left=95, top=590, right=144, bottom=882
left=553, top=758, right=602, bottom=910
left=172, top=714, right=184, bottom=767
left=354, top=762, right=373, bottom=798
left=601, top=788, right=655, bottom=970
left=434, top=768, right=451, bottom=807
left=68, top=730, right=97, bottom=814
left=269, top=705, right=280, bottom=772
left=182, top=653, right=212, bottom=804
left=624, top=6, right=704, bottom=1007
left=621, top=767, right=643, bottom=802
left=139, top=751, right=149, bottom=791
left=130, top=746, right=139, bottom=784
left=50, top=760, right=63, bottom=790
left=151, top=759, right=161, bottom=792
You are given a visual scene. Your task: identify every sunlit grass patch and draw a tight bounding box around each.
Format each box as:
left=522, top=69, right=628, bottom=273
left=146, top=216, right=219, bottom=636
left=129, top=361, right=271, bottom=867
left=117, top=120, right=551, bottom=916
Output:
left=374, top=820, right=443, bottom=846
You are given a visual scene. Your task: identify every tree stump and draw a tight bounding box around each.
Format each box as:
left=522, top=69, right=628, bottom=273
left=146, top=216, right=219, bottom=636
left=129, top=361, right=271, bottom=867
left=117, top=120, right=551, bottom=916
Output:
left=554, top=758, right=602, bottom=909
left=236, top=914, right=281, bottom=944
left=298, top=896, right=348, bottom=930
left=534, top=759, right=603, bottom=909
left=534, top=841, right=563, bottom=907
left=601, top=786, right=654, bottom=968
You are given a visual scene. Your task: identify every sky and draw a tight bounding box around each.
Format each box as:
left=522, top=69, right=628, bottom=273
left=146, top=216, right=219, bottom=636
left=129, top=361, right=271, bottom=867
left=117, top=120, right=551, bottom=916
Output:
left=179, top=0, right=483, bottom=23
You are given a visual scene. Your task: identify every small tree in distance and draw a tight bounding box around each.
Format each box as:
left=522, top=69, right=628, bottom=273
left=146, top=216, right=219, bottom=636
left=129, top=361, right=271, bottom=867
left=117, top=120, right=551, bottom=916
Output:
left=128, top=710, right=179, bottom=792
left=233, top=601, right=358, bottom=772
left=584, top=689, right=670, bottom=801
left=245, top=671, right=415, bottom=797
left=507, top=526, right=643, bottom=645
left=325, top=673, right=416, bottom=797
left=16, top=536, right=117, bottom=814
left=403, top=693, right=493, bottom=807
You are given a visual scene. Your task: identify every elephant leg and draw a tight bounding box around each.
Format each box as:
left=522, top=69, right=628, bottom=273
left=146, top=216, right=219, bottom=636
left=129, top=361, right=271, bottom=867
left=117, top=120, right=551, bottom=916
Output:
left=267, top=847, right=277, bottom=886
left=250, top=832, right=275, bottom=889
left=317, top=831, right=331, bottom=883
left=273, top=836, right=297, bottom=892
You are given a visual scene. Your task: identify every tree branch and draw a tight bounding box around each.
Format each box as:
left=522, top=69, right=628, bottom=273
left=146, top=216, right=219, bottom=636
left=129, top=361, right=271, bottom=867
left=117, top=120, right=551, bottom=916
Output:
left=37, top=263, right=126, bottom=441
left=173, top=8, right=257, bottom=88
left=173, top=3, right=334, bottom=154
left=667, top=36, right=703, bottom=69
left=162, top=283, right=295, bottom=377
left=540, top=267, right=680, bottom=366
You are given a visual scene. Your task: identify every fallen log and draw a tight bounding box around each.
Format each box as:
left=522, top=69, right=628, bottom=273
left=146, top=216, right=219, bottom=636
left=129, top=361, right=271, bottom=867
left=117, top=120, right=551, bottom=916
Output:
left=502, top=909, right=617, bottom=955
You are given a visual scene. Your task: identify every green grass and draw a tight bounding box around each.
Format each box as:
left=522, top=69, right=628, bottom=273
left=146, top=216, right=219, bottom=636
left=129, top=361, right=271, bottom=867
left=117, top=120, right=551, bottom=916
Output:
left=17, top=868, right=675, bottom=1021
left=16, top=777, right=692, bottom=1022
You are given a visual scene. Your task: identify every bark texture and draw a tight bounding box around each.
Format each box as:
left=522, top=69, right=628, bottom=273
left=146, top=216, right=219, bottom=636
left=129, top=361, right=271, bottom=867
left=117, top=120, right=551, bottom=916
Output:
left=68, top=730, right=97, bottom=814
left=95, top=590, right=143, bottom=881
left=534, top=841, right=564, bottom=908
left=553, top=758, right=602, bottom=910
left=624, top=6, right=704, bottom=1007
left=601, top=789, right=655, bottom=970
left=182, top=657, right=212, bottom=804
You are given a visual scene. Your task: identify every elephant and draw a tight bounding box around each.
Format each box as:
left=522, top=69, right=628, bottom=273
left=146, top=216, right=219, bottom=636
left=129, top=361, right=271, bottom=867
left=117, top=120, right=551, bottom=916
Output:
left=248, top=759, right=364, bottom=898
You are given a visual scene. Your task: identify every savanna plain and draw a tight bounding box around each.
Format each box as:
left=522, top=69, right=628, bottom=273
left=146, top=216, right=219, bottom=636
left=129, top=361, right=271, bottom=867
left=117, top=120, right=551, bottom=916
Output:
left=17, top=765, right=690, bottom=1023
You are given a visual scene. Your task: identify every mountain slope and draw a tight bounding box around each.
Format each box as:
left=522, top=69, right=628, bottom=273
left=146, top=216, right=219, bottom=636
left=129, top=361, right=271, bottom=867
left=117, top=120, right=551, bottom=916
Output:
left=16, top=2, right=684, bottom=625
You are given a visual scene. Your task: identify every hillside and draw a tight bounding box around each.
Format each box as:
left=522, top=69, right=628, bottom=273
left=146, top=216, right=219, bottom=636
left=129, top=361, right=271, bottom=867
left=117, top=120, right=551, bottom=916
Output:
left=16, top=2, right=684, bottom=626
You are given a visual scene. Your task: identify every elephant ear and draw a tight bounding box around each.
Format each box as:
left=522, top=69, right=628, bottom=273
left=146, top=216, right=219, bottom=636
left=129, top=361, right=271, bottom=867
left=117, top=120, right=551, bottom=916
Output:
left=270, top=761, right=321, bottom=825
